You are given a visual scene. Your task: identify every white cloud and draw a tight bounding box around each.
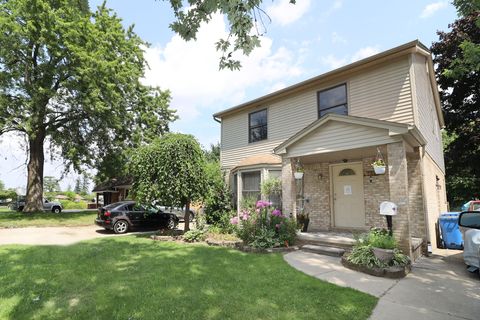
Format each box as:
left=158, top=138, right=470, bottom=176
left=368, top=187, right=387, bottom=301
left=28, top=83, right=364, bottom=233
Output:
left=420, top=1, right=447, bottom=18
left=322, top=54, right=347, bottom=69
left=331, top=32, right=347, bottom=44
left=267, top=0, right=311, bottom=26
left=350, top=46, right=381, bottom=62
left=322, top=45, right=381, bottom=70
left=142, top=14, right=303, bottom=123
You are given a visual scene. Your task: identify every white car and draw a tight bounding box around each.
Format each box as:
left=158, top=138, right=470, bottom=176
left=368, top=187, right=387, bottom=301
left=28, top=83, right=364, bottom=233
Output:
left=13, top=197, right=63, bottom=213
left=458, top=211, right=480, bottom=273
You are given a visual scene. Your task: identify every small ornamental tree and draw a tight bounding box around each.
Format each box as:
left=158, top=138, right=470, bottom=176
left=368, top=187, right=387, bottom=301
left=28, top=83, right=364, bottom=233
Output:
left=128, top=133, right=207, bottom=231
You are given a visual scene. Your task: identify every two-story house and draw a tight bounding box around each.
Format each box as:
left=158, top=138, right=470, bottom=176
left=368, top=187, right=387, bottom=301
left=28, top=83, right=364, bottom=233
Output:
left=213, top=40, right=448, bottom=257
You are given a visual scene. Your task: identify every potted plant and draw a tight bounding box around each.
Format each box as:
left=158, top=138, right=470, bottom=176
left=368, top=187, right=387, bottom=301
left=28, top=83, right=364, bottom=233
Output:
left=294, top=167, right=304, bottom=179
left=297, top=212, right=309, bottom=232
left=372, top=159, right=386, bottom=175
left=369, top=229, right=396, bottom=263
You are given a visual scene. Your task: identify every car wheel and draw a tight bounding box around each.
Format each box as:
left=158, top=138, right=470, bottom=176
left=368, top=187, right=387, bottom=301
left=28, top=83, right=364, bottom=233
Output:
left=168, top=216, right=178, bottom=230
left=52, top=206, right=61, bottom=214
left=18, top=206, right=24, bottom=211
left=113, top=220, right=129, bottom=234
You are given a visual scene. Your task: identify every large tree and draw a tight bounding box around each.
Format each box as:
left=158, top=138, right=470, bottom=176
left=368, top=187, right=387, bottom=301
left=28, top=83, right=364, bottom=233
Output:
left=431, top=2, right=480, bottom=205
left=128, top=133, right=207, bottom=231
left=164, top=0, right=296, bottom=70
left=0, top=0, right=176, bottom=211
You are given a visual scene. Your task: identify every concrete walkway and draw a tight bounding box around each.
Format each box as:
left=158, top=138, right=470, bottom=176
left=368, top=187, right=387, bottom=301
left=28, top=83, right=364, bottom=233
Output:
left=284, top=250, right=479, bottom=320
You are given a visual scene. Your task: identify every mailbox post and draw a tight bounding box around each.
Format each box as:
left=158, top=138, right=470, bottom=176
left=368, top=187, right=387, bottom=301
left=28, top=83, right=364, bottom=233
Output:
left=380, top=201, right=397, bottom=235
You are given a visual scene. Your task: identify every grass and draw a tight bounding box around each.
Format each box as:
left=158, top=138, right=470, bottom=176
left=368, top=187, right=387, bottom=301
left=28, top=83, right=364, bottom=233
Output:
left=0, top=237, right=377, bottom=320
left=0, top=211, right=96, bottom=228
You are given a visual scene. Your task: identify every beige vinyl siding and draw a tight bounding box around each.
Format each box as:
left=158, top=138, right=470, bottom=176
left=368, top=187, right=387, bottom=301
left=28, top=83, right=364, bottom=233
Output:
left=221, top=56, right=415, bottom=169
left=221, top=93, right=317, bottom=169
left=422, top=153, right=448, bottom=250
left=349, top=58, right=414, bottom=124
left=286, top=121, right=401, bottom=158
left=412, top=53, right=445, bottom=172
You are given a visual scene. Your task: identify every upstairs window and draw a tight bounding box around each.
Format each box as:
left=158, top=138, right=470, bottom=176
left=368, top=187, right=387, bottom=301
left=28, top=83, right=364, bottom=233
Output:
left=318, top=84, right=348, bottom=118
left=249, top=109, right=267, bottom=143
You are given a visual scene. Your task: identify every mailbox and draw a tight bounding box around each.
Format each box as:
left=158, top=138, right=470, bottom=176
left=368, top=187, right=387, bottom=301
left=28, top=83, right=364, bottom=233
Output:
left=380, top=201, right=397, bottom=216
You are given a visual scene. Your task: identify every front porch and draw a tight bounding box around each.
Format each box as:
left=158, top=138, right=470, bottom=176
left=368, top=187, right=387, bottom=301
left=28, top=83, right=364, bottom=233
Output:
left=275, top=114, right=428, bottom=257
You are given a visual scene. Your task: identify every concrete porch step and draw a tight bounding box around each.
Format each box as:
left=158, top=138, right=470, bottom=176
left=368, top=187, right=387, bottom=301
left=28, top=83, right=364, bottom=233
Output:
left=297, top=231, right=356, bottom=249
left=301, top=244, right=345, bottom=257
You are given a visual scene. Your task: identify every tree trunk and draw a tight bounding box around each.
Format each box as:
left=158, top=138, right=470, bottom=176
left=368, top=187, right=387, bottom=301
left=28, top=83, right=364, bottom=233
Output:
left=184, top=201, right=190, bottom=232
left=23, top=132, right=45, bottom=212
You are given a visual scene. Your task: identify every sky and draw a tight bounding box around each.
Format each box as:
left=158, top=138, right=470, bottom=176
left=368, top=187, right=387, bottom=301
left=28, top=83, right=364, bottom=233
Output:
left=0, top=0, right=458, bottom=191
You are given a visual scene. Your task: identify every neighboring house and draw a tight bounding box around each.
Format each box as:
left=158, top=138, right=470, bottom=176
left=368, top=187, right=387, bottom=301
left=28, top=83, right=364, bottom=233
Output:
left=213, top=40, right=448, bottom=257
left=92, top=177, right=133, bottom=206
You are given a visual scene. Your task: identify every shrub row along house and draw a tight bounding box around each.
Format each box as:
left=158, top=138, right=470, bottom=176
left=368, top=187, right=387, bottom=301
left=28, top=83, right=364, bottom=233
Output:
left=213, top=40, right=447, bottom=258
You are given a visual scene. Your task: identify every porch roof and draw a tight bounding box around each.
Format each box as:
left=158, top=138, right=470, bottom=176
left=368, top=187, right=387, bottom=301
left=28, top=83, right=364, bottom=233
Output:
left=274, top=114, right=426, bottom=158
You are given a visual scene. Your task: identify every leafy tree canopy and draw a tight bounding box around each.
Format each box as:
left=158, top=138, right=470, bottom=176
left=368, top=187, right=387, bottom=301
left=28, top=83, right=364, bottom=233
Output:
left=43, top=176, right=60, bottom=193
left=431, top=1, right=480, bottom=204
left=128, top=133, right=207, bottom=231
left=0, top=0, right=176, bottom=211
left=0, top=180, right=4, bottom=191
left=164, top=0, right=296, bottom=70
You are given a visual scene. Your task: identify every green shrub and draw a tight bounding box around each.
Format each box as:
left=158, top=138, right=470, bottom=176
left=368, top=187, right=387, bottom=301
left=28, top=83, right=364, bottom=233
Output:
left=203, top=161, right=232, bottom=224
left=59, top=200, right=87, bottom=210
left=214, top=210, right=238, bottom=234
left=183, top=229, right=206, bottom=242
left=367, top=228, right=396, bottom=249
left=250, top=227, right=277, bottom=248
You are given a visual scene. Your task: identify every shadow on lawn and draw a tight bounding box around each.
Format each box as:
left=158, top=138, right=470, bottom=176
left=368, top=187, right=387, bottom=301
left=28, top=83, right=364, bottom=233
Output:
left=0, top=238, right=377, bottom=320
left=0, top=211, right=95, bottom=223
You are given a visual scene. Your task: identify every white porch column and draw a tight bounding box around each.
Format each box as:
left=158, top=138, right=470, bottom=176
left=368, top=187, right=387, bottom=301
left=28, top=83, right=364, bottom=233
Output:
left=236, top=171, right=242, bottom=215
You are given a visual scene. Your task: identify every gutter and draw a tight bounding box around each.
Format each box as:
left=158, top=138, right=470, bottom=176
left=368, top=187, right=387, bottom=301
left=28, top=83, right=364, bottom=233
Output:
left=213, top=115, right=221, bottom=123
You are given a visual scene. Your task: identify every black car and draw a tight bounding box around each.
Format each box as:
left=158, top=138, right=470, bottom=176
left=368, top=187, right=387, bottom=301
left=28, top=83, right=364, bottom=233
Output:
left=95, top=201, right=179, bottom=234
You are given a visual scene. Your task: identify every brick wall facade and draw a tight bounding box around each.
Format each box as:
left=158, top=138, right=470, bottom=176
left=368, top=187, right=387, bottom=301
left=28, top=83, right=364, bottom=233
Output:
left=283, top=143, right=430, bottom=257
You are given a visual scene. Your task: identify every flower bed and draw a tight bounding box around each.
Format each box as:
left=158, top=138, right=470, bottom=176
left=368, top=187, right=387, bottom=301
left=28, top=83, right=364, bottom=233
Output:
left=344, top=228, right=411, bottom=278
left=231, top=200, right=297, bottom=249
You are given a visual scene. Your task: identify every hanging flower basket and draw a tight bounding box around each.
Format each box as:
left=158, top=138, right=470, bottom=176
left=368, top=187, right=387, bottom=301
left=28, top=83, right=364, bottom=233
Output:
left=372, top=163, right=386, bottom=175
left=372, top=148, right=386, bottom=175
left=294, top=158, right=304, bottom=179
left=294, top=172, right=304, bottom=179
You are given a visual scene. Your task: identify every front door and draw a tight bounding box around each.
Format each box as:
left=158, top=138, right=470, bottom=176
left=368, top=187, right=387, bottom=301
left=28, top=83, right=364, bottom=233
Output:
left=332, top=163, right=365, bottom=228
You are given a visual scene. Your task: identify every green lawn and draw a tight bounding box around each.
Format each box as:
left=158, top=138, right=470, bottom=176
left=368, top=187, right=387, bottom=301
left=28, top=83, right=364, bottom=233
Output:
left=0, top=237, right=377, bottom=320
left=0, top=211, right=96, bottom=228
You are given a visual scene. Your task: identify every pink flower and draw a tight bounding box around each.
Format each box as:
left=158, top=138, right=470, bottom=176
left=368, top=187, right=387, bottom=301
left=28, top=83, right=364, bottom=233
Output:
left=275, top=224, right=281, bottom=229
left=230, top=217, right=239, bottom=225
left=271, top=209, right=282, bottom=216
left=256, top=200, right=272, bottom=209
left=241, top=213, right=249, bottom=220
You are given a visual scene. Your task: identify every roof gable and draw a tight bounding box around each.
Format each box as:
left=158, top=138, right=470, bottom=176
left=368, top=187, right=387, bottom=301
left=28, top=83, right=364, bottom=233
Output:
left=274, top=114, right=425, bottom=157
